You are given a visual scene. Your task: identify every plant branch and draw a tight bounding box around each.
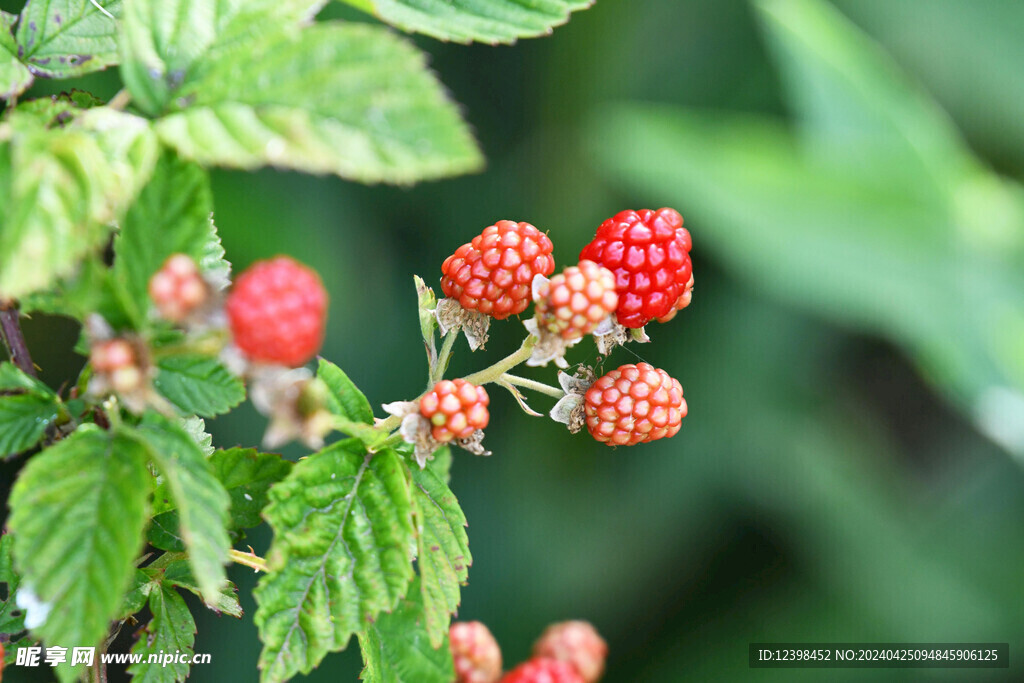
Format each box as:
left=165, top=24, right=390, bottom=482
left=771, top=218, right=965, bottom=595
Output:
left=430, top=329, right=459, bottom=384
left=462, top=335, right=537, bottom=386
left=0, top=300, right=37, bottom=376
left=229, top=548, right=268, bottom=573
left=107, top=89, right=132, bottom=111
left=500, top=373, right=564, bottom=398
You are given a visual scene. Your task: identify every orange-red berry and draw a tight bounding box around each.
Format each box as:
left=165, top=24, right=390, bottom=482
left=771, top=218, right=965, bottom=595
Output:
left=584, top=363, right=685, bottom=446
left=441, top=221, right=555, bottom=320
left=500, top=658, right=584, bottom=683
left=450, top=621, right=503, bottom=683
left=535, top=261, right=618, bottom=340
left=419, top=379, right=490, bottom=442
left=532, top=621, right=607, bottom=683
left=148, top=253, right=209, bottom=323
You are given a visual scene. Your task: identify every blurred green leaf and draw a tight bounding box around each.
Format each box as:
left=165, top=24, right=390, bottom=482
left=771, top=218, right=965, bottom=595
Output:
left=148, top=555, right=243, bottom=618
left=340, top=0, right=592, bottom=45
left=0, top=11, right=32, bottom=99
left=254, top=440, right=415, bottom=683
left=357, top=578, right=454, bottom=683
left=129, top=413, right=231, bottom=607
left=16, top=0, right=121, bottom=78
left=154, top=354, right=245, bottom=417
left=208, top=447, right=292, bottom=530
left=7, top=425, right=151, bottom=650
left=0, top=533, right=25, bottom=635
left=155, top=24, right=483, bottom=184
left=128, top=585, right=197, bottom=683
left=0, top=392, right=60, bottom=458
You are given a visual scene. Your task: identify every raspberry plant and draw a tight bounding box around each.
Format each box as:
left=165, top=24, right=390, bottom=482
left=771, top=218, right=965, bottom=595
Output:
left=0, top=1, right=700, bottom=681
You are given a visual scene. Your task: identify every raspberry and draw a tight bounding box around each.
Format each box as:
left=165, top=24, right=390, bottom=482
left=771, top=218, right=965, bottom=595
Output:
left=584, top=363, right=686, bottom=446
left=148, top=253, right=209, bottom=323
left=441, top=221, right=555, bottom=320
left=91, top=339, right=143, bottom=394
left=419, top=379, right=490, bottom=442
left=655, top=273, right=694, bottom=324
left=535, top=261, right=618, bottom=340
left=500, top=658, right=584, bottom=683
left=579, top=208, right=692, bottom=328
left=226, top=256, right=328, bottom=367
left=450, top=621, right=503, bottom=683
left=532, top=621, right=607, bottom=683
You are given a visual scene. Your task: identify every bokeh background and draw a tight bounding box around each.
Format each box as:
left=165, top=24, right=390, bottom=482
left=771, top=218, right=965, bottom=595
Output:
left=5, top=0, right=1024, bottom=680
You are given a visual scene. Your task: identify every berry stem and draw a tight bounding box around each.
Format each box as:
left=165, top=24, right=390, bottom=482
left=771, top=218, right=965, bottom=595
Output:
left=430, top=329, right=458, bottom=384
left=462, top=334, right=537, bottom=386
left=0, top=300, right=37, bottom=377
left=107, top=89, right=132, bottom=111
left=228, top=548, right=268, bottom=573
left=500, top=373, right=564, bottom=399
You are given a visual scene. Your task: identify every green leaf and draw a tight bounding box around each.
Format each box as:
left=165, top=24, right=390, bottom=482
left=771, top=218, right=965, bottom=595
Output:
left=0, top=361, right=54, bottom=395
left=7, top=426, right=152, bottom=649
left=154, top=354, right=245, bottom=417
left=155, top=23, right=482, bottom=184
left=109, top=151, right=218, bottom=328
left=0, top=106, right=158, bottom=299
left=0, top=533, right=26, bottom=635
left=318, top=358, right=374, bottom=424
left=119, top=0, right=325, bottom=116
left=147, top=510, right=185, bottom=552
left=410, top=457, right=469, bottom=647
left=254, top=440, right=415, bottom=683
left=209, top=447, right=293, bottom=530
left=1, top=11, right=33, bottom=99
left=340, top=0, right=593, bottom=44
left=0, top=393, right=61, bottom=457
left=357, top=579, right=454, bottom=683
left=16, top=0, right=121, bottom=78
left=128, top=413, right=231, bottom=606
left=128, top=585, right=197, bottom=683
left=154, top=556, right=243, bottom=618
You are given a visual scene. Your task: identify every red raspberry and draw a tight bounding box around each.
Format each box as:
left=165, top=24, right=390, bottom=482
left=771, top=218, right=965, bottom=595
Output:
left=441, top=221, right=555, bottom=319
left=500, top=658, right=584, bottom=683
left=419, top=379, right=490, bottom=442
left=579, top=208, right=692, bottom=328
left=535, top=261, right=618, bottom=340
left=655, top=273, right=694, bottom=324
left=532, top=621, right=607, bottom=683
left=450, top=621, right=503, bottom=683
left=148, top=253, right=209, bottom=323
left=226, top=256, right=328, bottom=367
left=91, top=339, right=143, bottom=394
left=584, top=363, right=685, bottom=446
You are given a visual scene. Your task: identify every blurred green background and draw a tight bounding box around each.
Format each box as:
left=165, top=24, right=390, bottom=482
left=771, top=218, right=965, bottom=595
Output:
left=6, top=0, right=1024, bottom=680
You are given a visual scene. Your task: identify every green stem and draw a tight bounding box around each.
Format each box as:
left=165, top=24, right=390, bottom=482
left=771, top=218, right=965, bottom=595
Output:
left=462, top=335, right=537, bottom=386
left=228, top=548, right=267, bottom=573
left=107, top=89, right=132, bottom=111
left=430, top=329, right=458, bottom=384
left=500, top=373, right=564, bottom=399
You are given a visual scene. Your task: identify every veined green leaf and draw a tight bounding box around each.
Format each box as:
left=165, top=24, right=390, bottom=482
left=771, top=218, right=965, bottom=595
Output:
left=154, top=354, right=245, bottom=417
left=0, top=533, right=26, bottom=636
left=1, top=11, right=32, bottom=98
left=7, top=426, right=152, bottom=649
left=16, top=0, right=122, bottom=78
left=318, top=358, right=374, bottom=424
left=340, top=0, right=593, bottom=45
left=156, top=23, right=482, bottom=184
left=128, top=413, right=231, bottom=607
left=0, top=393, right=60, bottom=458
left=254, top=440, right=415, bottom=683
left=357, top=579, right=455, bottom=683
left=127, top=585, right=196, bottom=683
left=208, top=447, right=293, bottom=531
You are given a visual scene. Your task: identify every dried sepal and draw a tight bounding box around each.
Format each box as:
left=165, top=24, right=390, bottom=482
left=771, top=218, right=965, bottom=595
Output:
left=550, top=367, right=597, bottom=434
left=456, top=429, right=491, bottom=457
left=250, top=368, right=333, bottom=449
left=436, top=297, right=490, bottom=351
left=497, top=378, right=544, bottom=417
left=523, top=317, right=576, bottom=368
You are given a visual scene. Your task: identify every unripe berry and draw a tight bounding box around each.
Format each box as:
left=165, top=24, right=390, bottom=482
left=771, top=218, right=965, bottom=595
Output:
left=532, top=621, right=607, bottom=683
left=450, top=621, right=503, bottom=683
left=584, top=363, right=686, bottom=446
left=441, top=221, right=555, bottom=319
left=579, top=208, right=692, bottom=328
left=90, top=338, right=136, bottom=373
left=226, top=256, right=328, bottom=367
left=419, top=379, right=489, bottom=442
left=535, top=261, right=618, bottom=340
left=148, top=253, right=209, bottom=323
left=500, top=658, right=584, bottom=683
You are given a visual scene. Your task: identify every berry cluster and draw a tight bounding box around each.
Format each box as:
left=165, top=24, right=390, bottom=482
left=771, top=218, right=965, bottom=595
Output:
left=584, top=363, right=686, bottom=446
left=148, top=253, right=210, bottom=323
left=419, top=379, right=491, bottom=442
left=534, top=260, right=618, bottom=340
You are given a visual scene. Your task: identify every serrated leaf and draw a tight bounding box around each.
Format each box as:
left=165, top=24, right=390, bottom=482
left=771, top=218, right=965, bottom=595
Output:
left=128, top=413, right=231, bottom=607
left=109, top=151, right=217, bottom=327
left=154, top=354, right=245, bottom=417
left=128, top=585, right=196, bottom=683
left=0, top=106, right=158, bottom=299
left=341, top=0, right=592, bottom=44
left=119, top=0, right=325, bottom=115
left=254, top=440, right=415, bottom=683
left=0, top=362, right=53, bottom=395
left=410, top=459, right=469, bottom=647
left=0, top=533, right=26, bottom=635
left=318, top=358, right=374, bottom=424
left=179, top=415, right=214, bottom=455
left=153, top=556, right=243, bottom=618
left=16, top=0, right=121, bottom=78
left=1, top=11, right=33, bottom=99
left=0, top=393, right=61, bottom=457
left=357, top=579, right=454, bottom=683
left=209, top=448, right=292, bottom=530
left=156, top=23, right=482, bottom=184
left=7, top=426, right=152, bottom=649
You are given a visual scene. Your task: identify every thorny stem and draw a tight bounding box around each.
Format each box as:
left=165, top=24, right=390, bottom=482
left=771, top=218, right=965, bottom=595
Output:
left=430, top=329, right=458, bottom=384
left=500, top=373, right=564, bottom=399
left=0, top=300, right=37, bottom=377
left=228, top=548, right=268, bottom=573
